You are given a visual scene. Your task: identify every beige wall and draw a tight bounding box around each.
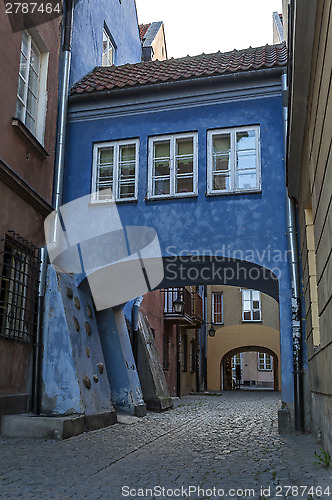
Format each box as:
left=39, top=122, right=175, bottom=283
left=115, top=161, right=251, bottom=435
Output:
left=291, top=0, right=332, bottom=453
left=206, top=285, right=280, bottom=391
left=151, top=25, right=167, bottom=61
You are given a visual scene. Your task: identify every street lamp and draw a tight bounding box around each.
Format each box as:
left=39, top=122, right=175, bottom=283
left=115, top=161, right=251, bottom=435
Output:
left=208, top=325, right=216, bottom=337
left=173, top=295, right=184, bottom=314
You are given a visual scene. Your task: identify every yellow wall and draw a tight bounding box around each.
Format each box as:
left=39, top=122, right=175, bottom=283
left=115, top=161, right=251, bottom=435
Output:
left=206, top=285, right=281, bottom=391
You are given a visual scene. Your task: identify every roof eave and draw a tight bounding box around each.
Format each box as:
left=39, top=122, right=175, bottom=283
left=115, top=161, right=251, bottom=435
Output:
left=69, top=66, right=285, bottom=104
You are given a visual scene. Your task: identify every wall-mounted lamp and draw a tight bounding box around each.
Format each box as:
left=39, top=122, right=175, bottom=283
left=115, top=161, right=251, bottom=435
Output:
left=173, top=295, right=184, bottom=314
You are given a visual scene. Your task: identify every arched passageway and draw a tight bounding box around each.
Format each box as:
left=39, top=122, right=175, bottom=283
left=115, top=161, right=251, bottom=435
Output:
left=221, top=346, right=279, bottom=391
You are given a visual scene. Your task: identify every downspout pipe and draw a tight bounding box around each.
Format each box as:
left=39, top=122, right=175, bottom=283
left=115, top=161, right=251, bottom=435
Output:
left=32, top=246, right=47, bottom=414
left=281, top=70, right=304, bottom=432
left=131, top=296, right=144, bottom=362
left=53, top=0, right=74, bottom=211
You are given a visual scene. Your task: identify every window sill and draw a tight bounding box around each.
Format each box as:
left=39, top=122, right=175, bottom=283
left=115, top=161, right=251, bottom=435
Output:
left=242, top=320, right=262, bottom=324
left=145, top=193, right=198, bottom=202
left=89, top=198, right=138, bottom=206
left=206, top=189, right=262, bottom=197
left=12, top=118, right=49, bottom=160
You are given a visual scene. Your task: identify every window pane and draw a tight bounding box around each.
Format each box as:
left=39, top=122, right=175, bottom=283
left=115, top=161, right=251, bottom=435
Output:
left=154, top=179, right=170, bottom=196
left=176, top=157, right=193, bottom=175
left=19, top=52, right=28, bottom=79
left=177, top=138, right=193, bottom=156
left=243, top=300, right=251, bottom=311
left=253, top=310, right=261, bottom=320
left=252, top=291, right=260, bottom=301
left=119, top=184, right=135, bottom=199
left=99, top=148, right=114, bottom=165
left=237, top=173, right=257, bottom=190
left=154, top=141, right=170, bottom=158
left=243, top=311, right=251, bottom=321
left=213, top=173, right=230, bottom=191
left=237, top=150, right=256, bottom=170
left=25, top=113, right=35, bottom=133
left=27, top=90, right=37, bottom=119
left=236, top=130, right=255, bottom=150
left=252, top=300, right=260, bottom=309
left=154, top=160, right=170, bottom=177
left=17, top=75, right=26, bottom=101
left=214, top=153, right=230, bottom=172
left=28, top=69, right=39, bottom=96
left=213, top=134, right=230, bottom=153
left=16, top=100, right=24, bottom=121
left=242, top=290, right=250, bottom=300
left=176, top=176, right=193, bottom=194
left=30, top=43, right=40, bottom=75
left=120, top=144, right=135, bottom=162
left=21, top=31, right=29, bottom=57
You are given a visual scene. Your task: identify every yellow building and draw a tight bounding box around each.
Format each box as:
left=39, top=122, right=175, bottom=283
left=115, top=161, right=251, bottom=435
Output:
left=286, top=0, right=332, bottom=453
left=207, top=286, right=281, bottom=391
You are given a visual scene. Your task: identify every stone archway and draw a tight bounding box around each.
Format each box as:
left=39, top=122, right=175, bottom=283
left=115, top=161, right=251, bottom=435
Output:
left=221, top=346, right=279, bottom=391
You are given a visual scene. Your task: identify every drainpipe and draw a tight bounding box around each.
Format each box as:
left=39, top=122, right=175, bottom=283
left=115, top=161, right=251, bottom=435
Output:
left=32, top=246, right=47, bottom=414
left=281, top=70, right=304, bottom=432
left=53, top=0, right=74, bottom=211
left=131, top=296, right=144, bottom=361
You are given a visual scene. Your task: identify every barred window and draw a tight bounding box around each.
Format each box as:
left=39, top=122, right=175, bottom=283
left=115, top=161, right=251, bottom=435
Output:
left=212, top=292, right=223, bottom=324
left=0, top=232, right=40, bottom=343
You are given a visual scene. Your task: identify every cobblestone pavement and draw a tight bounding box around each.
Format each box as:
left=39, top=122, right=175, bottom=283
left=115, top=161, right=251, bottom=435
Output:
left=0, top=392, right=331, bottom=499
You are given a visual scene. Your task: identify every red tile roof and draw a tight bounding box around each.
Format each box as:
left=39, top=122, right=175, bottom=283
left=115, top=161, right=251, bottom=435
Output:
left=139, top=23, right=151, bottom=41
left=70, top=42, right=287, bottom=96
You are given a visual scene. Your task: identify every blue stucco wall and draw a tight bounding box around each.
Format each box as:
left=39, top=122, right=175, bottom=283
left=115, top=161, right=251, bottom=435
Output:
left=70, top=0, right=142, bottom=85
left=64, top=83, right=294, bottom=408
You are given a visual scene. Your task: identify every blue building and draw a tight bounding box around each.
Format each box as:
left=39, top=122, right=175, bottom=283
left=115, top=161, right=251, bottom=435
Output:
left=61, top=42, right=298, bottom=425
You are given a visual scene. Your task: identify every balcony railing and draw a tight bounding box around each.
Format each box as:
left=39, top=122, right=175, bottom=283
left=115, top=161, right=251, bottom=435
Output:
left=163, top=287, right=204, bottom=327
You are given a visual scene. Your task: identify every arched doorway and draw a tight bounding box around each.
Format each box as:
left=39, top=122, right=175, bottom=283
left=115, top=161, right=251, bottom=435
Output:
left=221, top=346, right=279, bottom=391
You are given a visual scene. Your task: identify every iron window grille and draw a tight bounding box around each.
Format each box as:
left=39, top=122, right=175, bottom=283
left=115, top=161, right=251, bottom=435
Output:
left=0, top=232, right=41, bottom=343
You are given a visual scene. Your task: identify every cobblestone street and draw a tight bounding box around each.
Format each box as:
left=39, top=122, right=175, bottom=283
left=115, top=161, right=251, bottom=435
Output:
left=0, top=392, right=331, bottom=499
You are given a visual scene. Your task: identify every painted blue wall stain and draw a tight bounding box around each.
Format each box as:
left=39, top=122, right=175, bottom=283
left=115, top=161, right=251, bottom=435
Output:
left=64, top=79, right=295, bottom=408
left=70, top=0, right=142, bottom=85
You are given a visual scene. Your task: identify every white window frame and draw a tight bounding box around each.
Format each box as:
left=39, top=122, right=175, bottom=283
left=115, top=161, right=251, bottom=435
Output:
left=207, top=125, right=261, bottom=195
left=258, top=352, right=272, bottom=371
left=16, top=30, right=49, bottom=144
left=91, top=139, right=139, bottom=203
left=242, top=289, right=261, bottom=322
left=212, top=292, right=223, bottom=324
left=102, top=27, right=116, bottom=66
left=147, top=132, right=198, bottom=199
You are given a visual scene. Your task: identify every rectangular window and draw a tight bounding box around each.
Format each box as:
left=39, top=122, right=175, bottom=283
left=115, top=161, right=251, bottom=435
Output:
left=92, top=139, right=139, bottom=202
left=102, top=27, right=116, bottom=66
left=0, top=233, right=40, bottom=343
left=212, top=292, right=223, bottom=324
left=16, top=30, right=48, bottom=142
left=207, top=126, right=260, bottom=195
left=148, top=133, right=198, bottom=199
left=258, top=352, right=272, bottom=371
left=242, top=289, right=261, bottom=322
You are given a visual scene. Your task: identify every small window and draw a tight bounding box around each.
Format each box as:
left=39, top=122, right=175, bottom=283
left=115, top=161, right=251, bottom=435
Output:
left=0, top=232, right=40, bottom=343
left=16, top=30, right=48, bottom=142
left=242, top=289, right=261, bottom=322
left=102, top=27, right=116, bottom=66
left=148, top=133, right=198, bottom=199
left=92, top=139, right=139, bottom=202
left=212, top=292, right=223, bottom=324
left=207, top=126, right=261, bottom=195
left=258, top=352, right=272, bottom=371
left=232, top=353, right=242, bottom=376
